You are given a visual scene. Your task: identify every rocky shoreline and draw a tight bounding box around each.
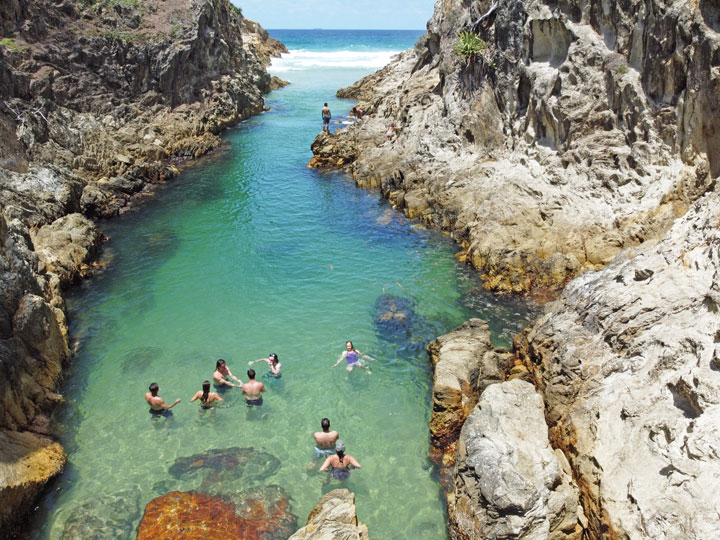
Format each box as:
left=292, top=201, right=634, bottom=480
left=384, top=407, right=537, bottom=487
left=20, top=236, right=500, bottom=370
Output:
left=0, top=0, right=286, bottom=535
left=311, top=0, right=720, bottom=538
left=310, top=0, right=719, bottom=298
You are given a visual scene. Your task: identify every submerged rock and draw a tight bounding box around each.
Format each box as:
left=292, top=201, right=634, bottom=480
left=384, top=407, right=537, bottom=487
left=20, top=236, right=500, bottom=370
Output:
left=289, top=489, right=369, bottom=540
left=168, top=447, right=281, bottom=493
left=60, top=489, right=141, bottom=540
left=137, top=487, right=296, bottom=540
left=373, top=294, right=414, bottom=339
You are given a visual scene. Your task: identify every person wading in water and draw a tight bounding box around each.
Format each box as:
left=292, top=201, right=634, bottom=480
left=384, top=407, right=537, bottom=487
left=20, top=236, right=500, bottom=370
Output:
left=190, top=380, right=223, bottom=409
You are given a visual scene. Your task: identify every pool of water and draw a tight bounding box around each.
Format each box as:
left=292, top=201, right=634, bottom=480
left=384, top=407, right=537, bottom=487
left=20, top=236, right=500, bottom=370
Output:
left=25, top=31, right=539, bottom=540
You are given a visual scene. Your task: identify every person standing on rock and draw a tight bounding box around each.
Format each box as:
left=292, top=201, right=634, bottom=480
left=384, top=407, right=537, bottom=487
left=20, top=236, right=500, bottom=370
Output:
left=145, top=382, right=181, bottom=416
left=313, top=418, right=339, bottom=459
left=321, top=102, right=332, bottom=133
left=242, top=369, right=265, bottom=406
left=319, top=440, right=361, bottom=480
left=332, top=340, right=377, bottom=374
left=213, top=358, right=242, bottom=390
left=248, top=353, right=281, bottom=378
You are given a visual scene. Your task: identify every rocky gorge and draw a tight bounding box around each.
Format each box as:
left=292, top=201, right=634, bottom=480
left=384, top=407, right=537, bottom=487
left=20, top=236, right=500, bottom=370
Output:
left=311, top=0, right=720, bottom=538
left=0, top=0, right=287, bottom=536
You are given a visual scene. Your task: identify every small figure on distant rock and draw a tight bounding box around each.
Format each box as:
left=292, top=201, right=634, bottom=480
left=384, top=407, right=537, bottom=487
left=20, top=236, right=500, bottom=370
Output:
left=145, top=382, right=180, bottom=416
left=249, top=353, right=281, bottom=378
left=385, top=124, right=398, bottom=142
left=242, top=369, right=265, bottom=406
left=190, top=380, right=223, bottom=409
left=351, top=106, right=364, bottom=120
left=322, top=102, right=332, bottom=133
left=319, top=440, right=361, bottom=479
left=213, top=358, right=242, bottom=389
left=332, top=340, right=377, bottom=374
left=313, top=418, right=339, bottom=459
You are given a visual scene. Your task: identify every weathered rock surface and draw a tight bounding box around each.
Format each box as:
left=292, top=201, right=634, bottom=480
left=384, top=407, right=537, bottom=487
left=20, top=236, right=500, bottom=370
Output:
left=289, top=489, right=369, bottom=540
left=427, top=318, right=513, bottom=466
left=0, top=430, right=66, bottom=537
left=30, top=213, right=102, bottom=284
left=137, top=487, right=296, bottom=540
left=310, top=0, right=719, bottom=297
left=450, top=379, right=581, bottom=540
left=0, top=1, right=285, bottom=536
left=59, top=489, right=142, bottom=540
left=526, top=191, right=720, bottom=538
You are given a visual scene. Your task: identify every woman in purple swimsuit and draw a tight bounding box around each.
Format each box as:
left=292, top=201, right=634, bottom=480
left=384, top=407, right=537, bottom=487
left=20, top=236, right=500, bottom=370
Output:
left=332, top=341, right=377, bottom=374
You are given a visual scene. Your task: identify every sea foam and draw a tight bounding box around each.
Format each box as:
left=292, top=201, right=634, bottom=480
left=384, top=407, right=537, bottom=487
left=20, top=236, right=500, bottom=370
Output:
left=269, top=49, right=402, bottom=72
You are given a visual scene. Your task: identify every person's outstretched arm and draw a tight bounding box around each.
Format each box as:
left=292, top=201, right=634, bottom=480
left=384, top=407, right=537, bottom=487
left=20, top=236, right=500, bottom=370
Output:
left=348, top=456, right=362, bottom=468
left=332, top=351, right=346, bottom=368
left=357, top=350, right=377, bottom=362
left=190, top=391, right=201, bottom=402
left=319, top=456, right=333, bottom=471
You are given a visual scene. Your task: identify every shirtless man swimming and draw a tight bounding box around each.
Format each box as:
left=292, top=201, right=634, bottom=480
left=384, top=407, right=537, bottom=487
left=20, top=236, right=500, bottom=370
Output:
left=313, top=418, right=339, bottom=459
left=145, top=382, right=181, bottom=416
left=242, top=369, right=265, bottom=406
left=213, top=358, right=242, bottom=388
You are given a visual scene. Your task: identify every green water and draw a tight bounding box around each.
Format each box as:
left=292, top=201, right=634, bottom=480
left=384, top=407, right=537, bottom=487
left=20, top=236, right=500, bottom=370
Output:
left=27, top=60, right=538, bottom=539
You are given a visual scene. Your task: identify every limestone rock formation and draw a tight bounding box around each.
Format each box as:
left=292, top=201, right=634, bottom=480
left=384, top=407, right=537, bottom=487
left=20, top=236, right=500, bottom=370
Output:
left=450, top=379, right=581, bottom=540
left=310, top=0, right=719, bottom=296
left=289, top=489, right=369, bottom=540
left=524, top=190, right=720, bottom=539
left=0, top=430, right=66, bottom=538
left=427, top=318, right=513, bottom=466
left=30, top=213, right=102, bottom=284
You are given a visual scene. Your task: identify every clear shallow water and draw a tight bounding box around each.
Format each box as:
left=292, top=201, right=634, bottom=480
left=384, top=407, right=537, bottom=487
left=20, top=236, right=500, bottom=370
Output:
left=26, top=30, right=539, bottom=540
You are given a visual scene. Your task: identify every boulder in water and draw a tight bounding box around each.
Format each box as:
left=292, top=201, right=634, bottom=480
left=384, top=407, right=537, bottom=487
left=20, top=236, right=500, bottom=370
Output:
left=373, top=294, right=414, bottom=339
left=137, top=487, right=296, bottom=540
left=168, top=447, right=281, bottom=493
left=60, top=489, right=141, bottom=540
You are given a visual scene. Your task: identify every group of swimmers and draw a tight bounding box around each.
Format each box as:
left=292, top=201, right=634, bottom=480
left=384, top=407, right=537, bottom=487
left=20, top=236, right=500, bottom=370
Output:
left=144, top=341, right=374, bottom=477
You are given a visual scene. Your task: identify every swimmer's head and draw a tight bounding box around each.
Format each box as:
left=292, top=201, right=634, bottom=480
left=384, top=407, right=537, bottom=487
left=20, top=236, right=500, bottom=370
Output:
left=345, top=341, right=353, bottom=350
left=335, top=440, right=345, bottom=453
left=321, top=418, right=330, bottom=431
left=268, top=353, right=278, bottom=364
left=216, top=359, right=226, bottom=369
left=247, top=368, right=256, bottom=380
left=149, top=382, right=159, bottom=396
left=202, top=380, right=211, bottom=393
left=324, top=102, right=328, bottom=106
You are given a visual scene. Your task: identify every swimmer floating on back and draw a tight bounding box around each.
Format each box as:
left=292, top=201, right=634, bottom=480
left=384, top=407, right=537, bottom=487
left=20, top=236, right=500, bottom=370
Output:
left=249, top=353, right=281, bottom=377
left=332, top=341, right=377, bottom=374
left=319, top=440, right=361, bottom=480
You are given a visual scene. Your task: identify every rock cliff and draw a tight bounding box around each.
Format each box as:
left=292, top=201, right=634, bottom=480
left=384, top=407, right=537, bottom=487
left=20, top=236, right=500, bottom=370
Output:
left=309, top=0, right=719, bottom=297
left=0, top=0, right=285, bottom=536
left=523, top=191, right=720, bottom=539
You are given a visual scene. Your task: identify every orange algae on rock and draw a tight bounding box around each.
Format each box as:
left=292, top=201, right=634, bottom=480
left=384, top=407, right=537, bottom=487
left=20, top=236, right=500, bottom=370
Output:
left=137, top=489, right=296, bottom=540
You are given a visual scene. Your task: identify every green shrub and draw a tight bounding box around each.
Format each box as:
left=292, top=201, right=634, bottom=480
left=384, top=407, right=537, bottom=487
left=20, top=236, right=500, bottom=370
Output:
left=0, top=38, right=19, bottom=51
left=615, top=65, right=628, bottom=74
left=453, top=31, right=486, bottom=64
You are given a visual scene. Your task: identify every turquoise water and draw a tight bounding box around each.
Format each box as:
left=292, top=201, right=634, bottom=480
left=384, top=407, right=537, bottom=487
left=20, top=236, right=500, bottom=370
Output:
left=26, top=31, right=538, bottom=539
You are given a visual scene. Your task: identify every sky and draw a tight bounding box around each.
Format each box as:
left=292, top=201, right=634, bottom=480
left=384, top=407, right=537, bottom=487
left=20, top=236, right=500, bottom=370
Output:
left=231, top=0, right=435, bottom=30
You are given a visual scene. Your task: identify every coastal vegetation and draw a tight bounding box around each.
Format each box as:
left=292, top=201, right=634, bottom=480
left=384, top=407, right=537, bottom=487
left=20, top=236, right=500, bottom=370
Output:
left=452, top=30, right=486, bottom=64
